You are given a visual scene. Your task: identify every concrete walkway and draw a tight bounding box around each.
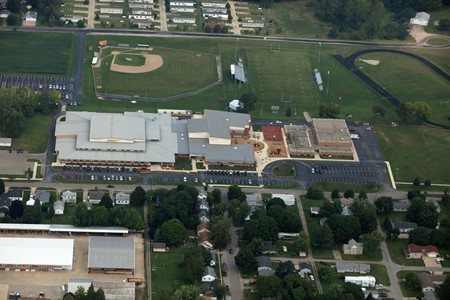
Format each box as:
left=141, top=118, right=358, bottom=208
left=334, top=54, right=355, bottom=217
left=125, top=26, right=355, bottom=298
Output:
left=87, top=0, right=95, bottom=29
left=228, top=1, right=241, bottom=35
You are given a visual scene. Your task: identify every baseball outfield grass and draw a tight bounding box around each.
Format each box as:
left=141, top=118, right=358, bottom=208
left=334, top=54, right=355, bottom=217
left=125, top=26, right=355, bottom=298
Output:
left=0, top=31, right=75, bottom=76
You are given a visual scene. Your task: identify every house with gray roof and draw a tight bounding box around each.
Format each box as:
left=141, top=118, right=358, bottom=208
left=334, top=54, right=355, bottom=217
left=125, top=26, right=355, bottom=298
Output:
left=256, top=256, right=274, bottom=276
left=6, top=187, right=24, bottom=201
left=336, top=262, right=371, bottom=274
left=393, top=200, right=411, bottom=212
left=53, top=200, right=65, bottom=215
left=418, top=273, right=446, bottom=292
left=391, top=219, right=418, bottom=233
left=61, top=190, right=77, bottom=204
left=88, top=236, right=135, bottom=274
left=201, top=266, right=217, bottom=282
left=299, top=262, right=311, bottom=277
left=310, top=207, right=320, bottom=216
left=199, top=198, right=209, bottom=211
left=35, top=191, right=50, bottom=204
left=343, top=239, right=363, bottom=255
left=263, top=241, right=276, bottom=255
left=88, top=190, right=105, bottom=204
left=198, top=210, right=210, bottom=223
left=115, top=192, right=130, bottom=205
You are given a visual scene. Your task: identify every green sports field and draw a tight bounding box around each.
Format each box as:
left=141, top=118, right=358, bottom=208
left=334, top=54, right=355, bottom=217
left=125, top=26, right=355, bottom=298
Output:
left=0, top=31, right=75, bottom=76
left=356, top=52, right=450, bottom=126
left=94, top=47, right=218, bottom=98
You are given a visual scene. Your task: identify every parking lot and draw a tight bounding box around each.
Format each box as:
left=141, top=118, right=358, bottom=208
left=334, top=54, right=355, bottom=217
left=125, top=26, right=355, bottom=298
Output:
left=153, top=170, right=261, bottom=186
left=59, top=166, right=138, bottom=182
left=0, top=74, right=78, bottom=105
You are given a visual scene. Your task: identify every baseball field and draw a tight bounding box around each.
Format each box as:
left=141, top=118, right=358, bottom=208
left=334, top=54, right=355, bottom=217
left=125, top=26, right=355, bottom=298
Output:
left=0, top=31, right=75, bottom=76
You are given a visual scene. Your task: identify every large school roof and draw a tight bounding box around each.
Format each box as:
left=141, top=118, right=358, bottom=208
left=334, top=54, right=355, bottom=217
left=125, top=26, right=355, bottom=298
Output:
left=0, top=237, right=74, bottom=268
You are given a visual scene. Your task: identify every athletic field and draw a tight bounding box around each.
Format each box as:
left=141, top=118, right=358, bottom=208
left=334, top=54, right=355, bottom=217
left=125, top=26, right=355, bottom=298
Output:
left=0, top=31, right=75, bottom=76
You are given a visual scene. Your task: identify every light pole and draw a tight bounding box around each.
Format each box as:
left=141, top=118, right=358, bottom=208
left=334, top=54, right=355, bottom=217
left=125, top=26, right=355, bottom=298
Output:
left=326, top=71, right=331, bottom=97
left=127, top=100, right=137, bottom=111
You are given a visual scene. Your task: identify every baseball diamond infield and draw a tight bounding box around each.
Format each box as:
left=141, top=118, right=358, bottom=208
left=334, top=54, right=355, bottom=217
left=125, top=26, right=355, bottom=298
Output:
left=110, top=51, right=163, bottom=73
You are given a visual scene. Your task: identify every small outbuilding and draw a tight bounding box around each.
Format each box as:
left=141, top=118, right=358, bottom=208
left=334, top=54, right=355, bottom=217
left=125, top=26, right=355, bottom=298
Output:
left=229, top=99, right=243, bottom=111
left=410, top=12, right=430, bottom=26
left=153, top=242, right=167, bottom=253
left=271, top=194, right=295, bottom=206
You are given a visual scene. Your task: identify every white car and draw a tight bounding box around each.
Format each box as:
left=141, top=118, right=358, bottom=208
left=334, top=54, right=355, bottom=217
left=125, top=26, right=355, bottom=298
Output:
left=183, top=177, right=187, bottom=182
left=311, top=168, right=315, bottom=174
left=275, top=120, right=283, bottom=124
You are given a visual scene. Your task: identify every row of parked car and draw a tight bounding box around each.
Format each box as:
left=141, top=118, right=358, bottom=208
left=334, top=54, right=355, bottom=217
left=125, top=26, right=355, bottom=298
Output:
left=63, top=165, right=139, bottom=173
left=205, top=170, right=254, bottom=176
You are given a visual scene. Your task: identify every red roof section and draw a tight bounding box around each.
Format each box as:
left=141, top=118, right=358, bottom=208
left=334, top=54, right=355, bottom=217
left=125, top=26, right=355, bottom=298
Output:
left=262, top=126, right=283, bottom=142
left=406, top=243, right=439, bottom=254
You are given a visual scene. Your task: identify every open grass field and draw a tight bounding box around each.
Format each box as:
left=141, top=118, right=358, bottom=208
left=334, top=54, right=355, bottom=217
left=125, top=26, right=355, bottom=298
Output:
left=375, top=125, right=450, bottom=183
left=355, top=52, right=450, bottom=126
left=426, top=7, right=450, bottom=35
left=12, top=113, right=51, bottom=153
left=94, top=46, right=218, bottom=98
left=151, top=247, right=190, bottom=299
left=0, top=32, right=75, bottom=76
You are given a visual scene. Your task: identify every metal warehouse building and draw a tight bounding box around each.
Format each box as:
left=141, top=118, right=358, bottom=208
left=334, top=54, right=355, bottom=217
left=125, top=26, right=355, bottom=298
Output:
left=0, top=237, right=74, bottom=271
left=88, top=236, right=135, bottom=274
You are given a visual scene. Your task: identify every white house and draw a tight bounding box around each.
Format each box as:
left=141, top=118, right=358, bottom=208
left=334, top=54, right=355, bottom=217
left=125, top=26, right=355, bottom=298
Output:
left=343, top=239, right=364, bottom=255
left=61, top=190, right=77, bottom=204
left=0, top=9, right=10, bottom=19
left=24, top=10, right=37, bottom=22
left=53, top=200, right=65, bottom=215
left=272, top=194, right=295, bottom=206
left=170, top=1, right=195, bottom=7
left=171, top=6, right=195, bottom=12
left=115, top=192, right=130, bottom=205
left=100, top=8, right=123, bottom=14
left=299, top=262, right=312, bottom=277
left=198, top=193, right=207, bottom=201
left=229, top=99, right=242, bottom=111
left=172, top=17, right=196, bottom=24
left=153, top=242, right=167, bottom=252
left=345, top=276, right=376, bottom=287
left=410, top=12, right=430, bottom=26
left=202, top=266, right=217, bottom=282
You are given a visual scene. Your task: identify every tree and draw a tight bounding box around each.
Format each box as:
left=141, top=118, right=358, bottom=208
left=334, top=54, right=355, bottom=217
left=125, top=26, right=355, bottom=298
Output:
left=248, top=238, right=266, bottom=256
left=285, top=106, right=292, bottom=117
left=73, top=203, right=90, bottom=226
left=396, top=102, right=431, bottom=124
left=408, top=227, right=430, bottom=245
left=372, top=105, right=386, bottom=118
left=413, top=177, right=421, bottom=186
left=211, top=217, right=231, bottom=250
left=94, top=288, right=105, bottom=300
left=100, top=194, right=113, bottom=209
left=0, top=179, right=4, bottom=195
left=160, top=218, right=186, bottom=246
left=130, top=186, right=147, bottom=207
left=375, top=196, right=393, bottom=214
left=437, top=274, right=450, bottom=300
left=318, top=263, right=334, bottom=281
left=7, top=0, right=21, bottom=13
left=214, top=284, right=227, bottom=300
left=293, top=232, right=309, bottom=253
left=320, top=200, right=342, bottom=218
left=405, top=272, right=421, bottom=291
left=306, top=187, right=324, bottom=200
left=212, top=189, right=221, bottom=203
left=424, top=179, right=431, bottom=187
left=344, top=189, right=354, bottom=199
left=358, top=191, right=367, bottom=200
left=86, top=283, right=96, bottom=300
left=228, top=199, right=250, bottom=226
left=8, top=200, right=24, bottom=218
left=235, top=247, right=257, bottom=274
left=90, top=206, right=110, bottom=226
left=256, top=275, right=282, bottom=297
left=407, top=197, right=439, bottom=228
left=238, top=92, right=257, bottom=113
left=343, top=282, right=365, bottom=300
left=266, top=197, right=286, bottom=210
left=74, top=286, right=86, bottom=300
left=173, top=285, right=203, bottom=300
left=243, top=216, right=278, bottom=241
left=6, top=13, right=22, bottom=26
left=210, top=203, right=226, bottom=217
left=361, top=231, right=383, bottom=254
left=438, top=18, right=450, bottom=31
left=350, top=199, right=378, bottom=233
left=184, top=247, right=207, bottom=283
left=318, top=103, right=340, bottom=118
left=312, top=224, right=334, bottom=248
left=429, top=229, right=449, bottom=247
left=331, top=189, right=340, bottom=200
left=76, top=20, right=86, bottom=28
left=227, top=185, right=246, bottom=201
left=275, top=260, right=295, bottom=279
left=328, top=214, right=362, bottom=244
left=22, top=202, right=41, bottom=223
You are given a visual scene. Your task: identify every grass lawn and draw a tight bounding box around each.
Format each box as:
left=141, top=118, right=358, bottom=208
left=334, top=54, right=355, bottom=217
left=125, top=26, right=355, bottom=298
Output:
left=375, top=125, right=450, bottom=183
left=94, top=46, right=218, bottom=98
left=243, top=288, right=260, bottom=300
left=427, top=38, right=449, bottom=46
left=426, top=7, right=450, bottom=36
left=386, top=239, right=424, bottom=267
left=397, top=271, right=424, bottom=298
left=342, top=249, right=382, bottom=262
left=174, top=157, right=193, bottom=170
left=114, top=54, right=146, bottom=66
left=11, top=113, right=51, bottom=153
left=0, top=31, right=75, bottom=76
left=151, top=247, right=190, bottom=299
left=272, top=163, right=295, bottom=178
left=41, top=203, right=77, bottom=224
left=355, top=52, right=450, bottom=126
left=311, top=182, right=381, bottom=193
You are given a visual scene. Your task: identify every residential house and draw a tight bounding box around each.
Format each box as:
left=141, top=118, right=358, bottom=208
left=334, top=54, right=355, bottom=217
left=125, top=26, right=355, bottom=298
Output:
left=197, top=223, right=211, bottom=235
left=410, top=12, right=430, bottom=26
left=393, top=200, right=411, bottom=212
left=197, top=223, right=214, bottom=250
left=263, top=241, right=276, bottom=255
left=88, top=190, right=105, bottom=204
left=24, top=10, right=37, bottom=22
left=418, top=273, right=446, bottom=292
left=272, top=194, right=295, bottom=206
left=343, top=239, right=364, bottom=255
left=245, top=194, right=263, bottom=221
left=6, top=187, right=24, bottom=201
left=341, top=198, right=354, bottom=207
left=35, top=191, right=50, bottom=204
left=198, top=210, right=210, bottom=223
left=53, top=200, right=65, bottom=215
left=344, top=276, right=376, bottom=287
left=391, top=219, right=418, bottom=234
left=61, top=190, right=77, bottom=204
left=197, top=193, right=207, bottom=201
left=201, top=266, right=216, bottom=282
left=310, top=207, right=320, bottom=216
left=405, top=244, right=439, bottom=259
left=199, top=198, right=209, bottom=211
left=299, top=262, right=312, bottom=277
left=256, top=256, right=274, bottom=276
left=336, top=262, right=371, bottom=274
left=115, top=192, right=130, bottom=205
left=363, top=291, right=380, bottom=299
left=153, top=242, right=167, bottom=252
left=0, top=9, right=10, bottom=18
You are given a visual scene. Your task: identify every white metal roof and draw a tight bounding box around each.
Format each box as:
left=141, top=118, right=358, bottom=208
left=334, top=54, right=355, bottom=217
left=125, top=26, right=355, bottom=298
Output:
left=0, top=237, right=74, bottom=267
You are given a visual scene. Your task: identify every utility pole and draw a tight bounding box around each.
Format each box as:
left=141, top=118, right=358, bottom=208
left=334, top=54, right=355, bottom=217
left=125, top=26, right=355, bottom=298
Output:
left=326, top=71, right=331, bottom=97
